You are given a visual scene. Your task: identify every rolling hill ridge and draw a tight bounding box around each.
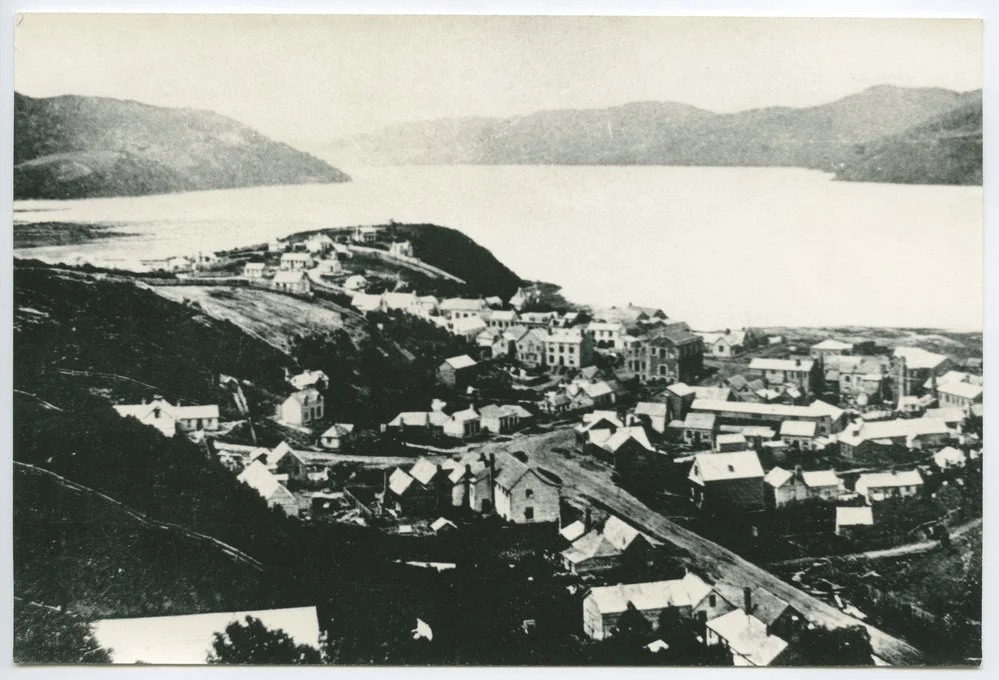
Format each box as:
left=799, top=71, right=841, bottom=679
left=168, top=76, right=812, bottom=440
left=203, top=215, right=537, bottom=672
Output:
left=14, top=93, right=351, bottom=200
left=334, top=85, right=982, bottom=185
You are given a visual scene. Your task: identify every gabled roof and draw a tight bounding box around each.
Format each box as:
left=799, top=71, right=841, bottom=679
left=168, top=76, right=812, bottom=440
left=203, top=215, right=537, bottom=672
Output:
left=811, top=339, right=854, bottom=351
left=561, top=532, right=620, bottom=565
left=705, top=609, right=789, bottom=667
left=479, top=403, right=532, bottom=419
left=838, top=417, right=953, bottom=446
left=801, top=469, right=839, bottom=488
left=715, top=433, right=747, bottom=448
left=284, top=388, right=321, bottom=406
left=237, top=460, right=291, bottom=500
left=924, top=370, right=982, bottom=390
left=764, top=466, right=794, bottom=488
left=780, top=420, right=817, bottom=438
left=560, top=520, right=587, bottom=543
left=388, top=467, right=416, bottom=496
left=382, top=292, right=417, bottom=309
left=585, top=574, right=712, bottom=615
left=289, top=369, right=328, bottom=390
left=836, top=506, right=874, bottom=529
left=451, top=316, right=487, bottom=333
left=667, top=382, right=696, bottom=397
left=388, top=411, right=430, bottom=427
left=683, top=412, right=717, bottom=430
left=750, top=357, right=815, bottom=373
left=602, top=426, right=654, bottom=454
left=601, top=516, right=648, bottom=551
left=244, top=261, right=266, bottom=270
left=692, top=385, right=732, bottom=402
left=893, top=346, right=949, bottom=370
left=443, top=354, right=477, bottom=370
left=321, top=423, right=354, bottom=438
left=486, top=310, right=518, bottom=322
left=713, top=585, right=792, bottom=628
left=634, top=402, right=668, bottom=418
left=280, top=252, right=312, bottom=261
left=691, top=451, right=764, bottom=483
left=727, top=375, right=749, bottom=391
left=856, top=469, right=923, bottom=490
left=409, top=458, right=440, bottom=486
left=273, top=270, right=306, bottom=284
left=502, top=325, right=531, bottom=342
left=494, top=454, right=560, bottom=491
left=580, top=381, right=613, bottom=398
left=440, top=297, right=487, bottom=311
left=937, top=381, right=983, bottom=400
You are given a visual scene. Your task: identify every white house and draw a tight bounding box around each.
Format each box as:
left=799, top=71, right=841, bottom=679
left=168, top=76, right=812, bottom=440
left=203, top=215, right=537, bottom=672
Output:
left=493, top=454, right=562, bottom=524
left=279, top=388, right=325, bottom=426
left=114, top=398, right=219, bottom=438
left=280, top=252, right=314, bottom=270
left=855, top=470, right=924, bottom=504
left=388, top=240, right=415, bottom=257
left=305, top=234, right=335, bottom=255
left=443, top=407, right=482, bottom=439
left=236, top=460, right=300, bottom=515
left=289, top=369, right=328, bottom=391
left=320, top=423, right=355, bottom=450
left=835, top=506, right=874, bottom=536
left=243, top=262, right=266, bottom=278
left=273, top=270, right=310, bottom=295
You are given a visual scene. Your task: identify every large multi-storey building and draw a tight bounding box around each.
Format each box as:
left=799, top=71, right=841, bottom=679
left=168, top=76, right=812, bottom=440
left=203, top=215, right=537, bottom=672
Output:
left=542, top=327, right=595, bottom=369
left=625, top=323, right=704, bottom=383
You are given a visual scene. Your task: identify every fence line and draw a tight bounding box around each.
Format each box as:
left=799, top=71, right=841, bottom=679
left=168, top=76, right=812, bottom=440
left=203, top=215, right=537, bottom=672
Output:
left=14, top=461, right=264, bottom=572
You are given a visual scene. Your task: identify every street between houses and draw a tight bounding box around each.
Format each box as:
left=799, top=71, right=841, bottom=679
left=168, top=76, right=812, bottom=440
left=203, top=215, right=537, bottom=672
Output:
left=474, top=429, right=927, bottom=666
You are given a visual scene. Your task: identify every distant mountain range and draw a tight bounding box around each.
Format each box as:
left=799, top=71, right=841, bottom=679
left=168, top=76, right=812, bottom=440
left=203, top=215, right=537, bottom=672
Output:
left=14, top=93, right=351, bottom=200
left=334, top=85, right=982, bottom=185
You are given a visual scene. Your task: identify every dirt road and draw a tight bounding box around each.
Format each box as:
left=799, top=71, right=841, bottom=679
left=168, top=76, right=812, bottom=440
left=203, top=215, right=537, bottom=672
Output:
left=477, top=429, right=928, bottom=666
left=767, top=517, right=983, bottom=569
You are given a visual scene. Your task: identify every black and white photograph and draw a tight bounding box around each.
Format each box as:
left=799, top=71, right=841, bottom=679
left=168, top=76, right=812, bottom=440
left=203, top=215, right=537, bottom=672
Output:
left=9, top=10, right=984, bottom=668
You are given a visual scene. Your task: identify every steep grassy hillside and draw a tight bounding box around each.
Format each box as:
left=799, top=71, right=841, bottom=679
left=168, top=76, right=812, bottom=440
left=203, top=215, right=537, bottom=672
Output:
left=834, top=98, right=983, bottom=185
left=14, top=93, right=351, bottom=199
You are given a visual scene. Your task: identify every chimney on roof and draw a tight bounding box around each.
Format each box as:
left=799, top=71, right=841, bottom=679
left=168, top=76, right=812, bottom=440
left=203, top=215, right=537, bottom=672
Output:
left=744, top=587, right=753, bottom=615
left=795, top=464, right=803, bottom=478
left=796, top=358, right=802, bottom=367
left=584, top=506, right=592, bottom=532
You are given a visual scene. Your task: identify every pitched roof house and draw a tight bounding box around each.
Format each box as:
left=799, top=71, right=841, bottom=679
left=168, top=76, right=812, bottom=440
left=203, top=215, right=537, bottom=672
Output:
left=493, top=453, right=562, bottom=524
left=114, top=398, right=220, bottom=438
left=237, top=460, right=299, bottom=515
left=689, top=451, right=765, bottom=513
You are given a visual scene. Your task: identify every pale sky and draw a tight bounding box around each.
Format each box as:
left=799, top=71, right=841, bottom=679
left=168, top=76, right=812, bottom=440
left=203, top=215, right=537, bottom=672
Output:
left=14, top=14, right=982, bottom=150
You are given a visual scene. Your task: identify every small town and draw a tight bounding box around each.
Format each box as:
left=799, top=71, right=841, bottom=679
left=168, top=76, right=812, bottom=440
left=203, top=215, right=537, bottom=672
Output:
left=13, top=221, right=982, bottom=667
left=10, top=12, right=983, bottom=670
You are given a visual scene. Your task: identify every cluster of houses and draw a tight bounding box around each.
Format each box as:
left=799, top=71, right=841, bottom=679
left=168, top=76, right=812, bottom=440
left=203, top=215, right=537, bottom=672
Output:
left=383, top=398, right=534, bottom=441
left=381, top=451, right=563, bottom=524
left=568, top=512, right=811, bottom=666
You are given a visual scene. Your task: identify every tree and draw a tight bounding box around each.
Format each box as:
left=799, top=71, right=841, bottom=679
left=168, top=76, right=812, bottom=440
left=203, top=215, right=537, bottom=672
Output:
left=13, top=600, right=112, bottom=665
left=206, top=616, right=321, bottom=665
left=612, top=605, right=653, bottom=648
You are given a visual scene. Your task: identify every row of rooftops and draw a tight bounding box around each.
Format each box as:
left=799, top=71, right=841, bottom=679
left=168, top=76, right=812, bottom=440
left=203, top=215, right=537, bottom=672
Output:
left=585, top=569, right=801, bottom=666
